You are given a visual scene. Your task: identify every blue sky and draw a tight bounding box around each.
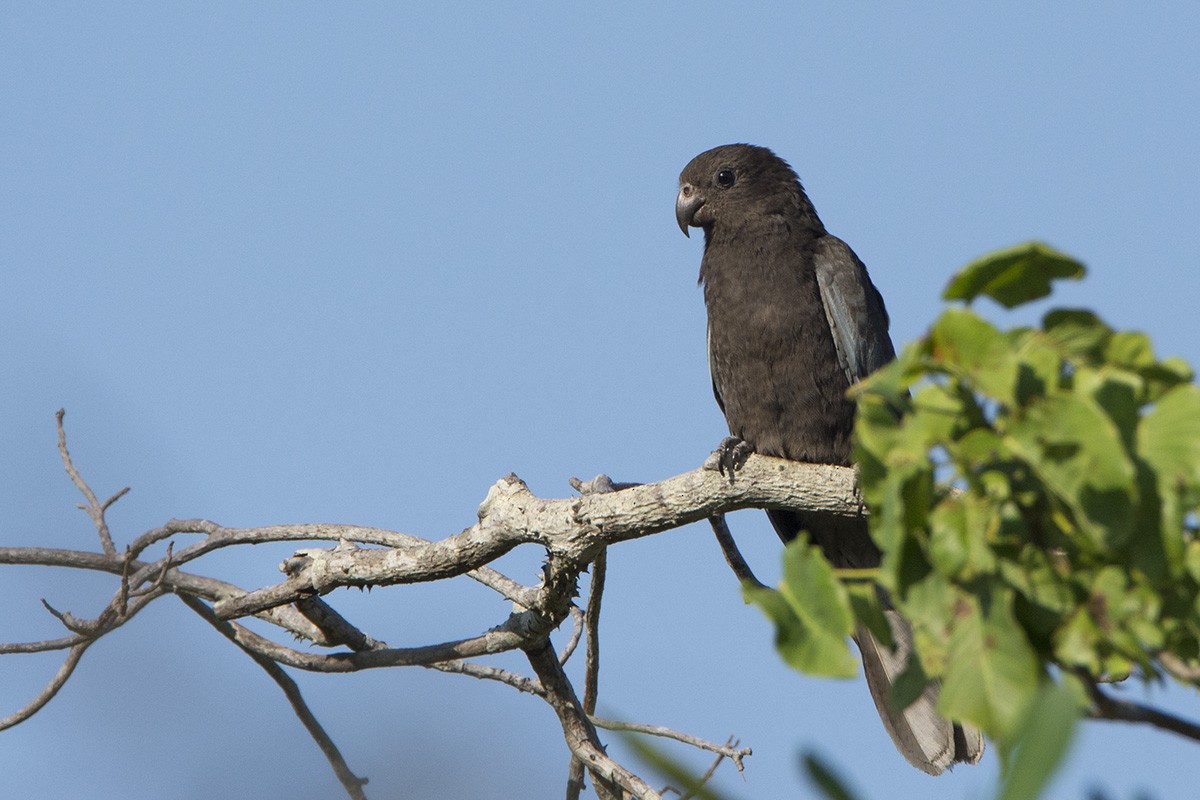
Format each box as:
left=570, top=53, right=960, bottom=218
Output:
left=2, top=4, right=1198, bottom=799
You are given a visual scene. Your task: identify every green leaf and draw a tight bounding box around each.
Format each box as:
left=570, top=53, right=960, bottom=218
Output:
left=1052, top=606, right=1102, bottom=673
left=940, top=589, right=1040, bottom=738
left=744, top=536, right=858, bottom=678
left=1129, top=460, right=1172, bottom=583
left=1140, top=384, right=1200, bottom=582
left=1105, top=330, right=1155, bottom=369
left=1142, top=356, right=1196, bottom=403
left=846, top=582, right=894, bottom=649
left=928, top=494, right=998, bottom=579
left=943, top=242, right=1085, bottom=308
left=853, top=394, right=905, bottom=467
left=1140, top=384, right=1200, bottom=492
left=895, top=573, right=958, bottom=677
left=1043, top=308, right=1111, bottom=362
left=1002, top=546, right=1075, bottom=620
left=849, top=343, right=919, bottom=406
left=801, top=752, right=862, bottom=800
left=867, top=461, right=928, bottom=556
left=624, top=734, right=731, bottom=800
left=930, top=308, right=1019, bottom=404
left=928, top=498, right=970, bottom=577
left=1006, top=392, right=1137, bottom=550
left=1185, top=540, right=1200, bottom=583
left=1076, top=368, right=1141, bottom=450
left=1011, top=329, right=1065, bottom=402
left=994, top=681, right=1081, bottom=800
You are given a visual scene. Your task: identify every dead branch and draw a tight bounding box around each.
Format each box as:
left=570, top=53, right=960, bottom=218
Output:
left=179, top=593, right=369, bottom=800
left=527, top=641, right=655, bottom=800
left=56, top=409, right=123, bottom=556
left=592, top=718, right=751, bottom=770
left=0, top=641, right=93, bottom=730
left=2, top=414, right=871, bottom=797
left=213, top=459, right=860, bottom=620
left=708, top=513, right=765, bottom=588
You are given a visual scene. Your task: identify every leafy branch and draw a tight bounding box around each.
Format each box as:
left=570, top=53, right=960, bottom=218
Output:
left=748, top=242, right=1200, bottom=797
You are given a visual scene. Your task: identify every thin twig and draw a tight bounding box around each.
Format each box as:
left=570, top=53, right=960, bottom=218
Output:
left=424, top=660, right=544, bottom=696
left=592, top=718, right=751, bottom=771
left=55, top=409, right=122, bottom=555
left=662, top=737, right=741, bottom=799
left=708, top=515, right=765, bottom=588
left=0, top=545, right=328, bottom=643
left=679, top=739, right=740, bottom=800
left=0, top=641, right=93, bottom=730
left=178, top=593, right=369, bottom=800
left=40, top=585, right=167, bottom=637
left=0, top=634, right=86, bottom=654
left=560, top=605, right=585, bottom=665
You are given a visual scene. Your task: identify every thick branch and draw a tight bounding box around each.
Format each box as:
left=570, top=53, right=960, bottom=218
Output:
left=3, top=441, right=848, bottom=798
left=125, top=520, right=537, bottom=608
left=214, top=458, right=859, bottom=620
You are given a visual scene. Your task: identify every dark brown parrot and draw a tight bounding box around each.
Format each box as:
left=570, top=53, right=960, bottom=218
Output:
left=676, top=143, right=983, bottom=775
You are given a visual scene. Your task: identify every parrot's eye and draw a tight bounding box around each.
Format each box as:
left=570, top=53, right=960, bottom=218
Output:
left=716, top=169, right=737, bottom=188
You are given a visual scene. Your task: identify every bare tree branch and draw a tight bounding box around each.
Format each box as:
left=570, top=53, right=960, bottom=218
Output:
left=424, top=658, right=545, bottom=696
left=674, top=737, right=744, bottom=800
left=293, top=596, right=388, bottom=652
left=178, top=593, right=369, bottom=800
left=708, top=514, right=765, bottom=588
left=0, top=634, right=86, bottom=655
left=527, top=640, right=658, bottom=800
left=0, top=641, right=93, bottom=730
left=56, top=409, right=122, bottom=556
left=583, top=550, right=606, bottom=715
left=568, top=546, right=609, bottom=800
left=8, top=420, right=884, bottom=796
left=0, top=546, right=328, bottom=643
left=212, top=459, right=860, bottom=620
left=559, top=604, right=586, bottom=666
left=289, top=594, right=550, bottom=695
left=125, top=519, right=539, bottom=608
left=1086, top=682, right=1200, bottom=743
left=592, top=718, right=751, bottom=771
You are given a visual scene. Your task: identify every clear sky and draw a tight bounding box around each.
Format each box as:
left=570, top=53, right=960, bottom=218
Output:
left=3, top=4, right=1198, bottom=799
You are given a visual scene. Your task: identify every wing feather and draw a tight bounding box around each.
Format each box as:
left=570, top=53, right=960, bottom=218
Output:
left=812, top=236, right=895, bottom=385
